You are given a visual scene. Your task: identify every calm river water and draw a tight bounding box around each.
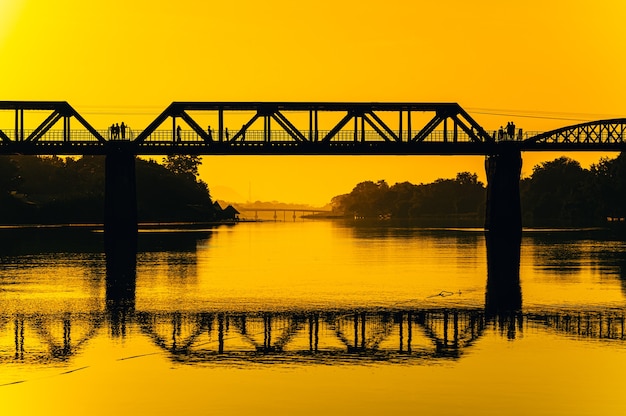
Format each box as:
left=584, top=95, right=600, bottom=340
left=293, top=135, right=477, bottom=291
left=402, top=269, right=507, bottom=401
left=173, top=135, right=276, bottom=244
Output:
left=0, top=221, right=625, bottom=415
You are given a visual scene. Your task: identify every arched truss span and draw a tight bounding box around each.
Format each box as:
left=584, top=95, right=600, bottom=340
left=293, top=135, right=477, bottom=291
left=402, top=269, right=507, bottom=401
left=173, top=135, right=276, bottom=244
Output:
left=523, top=118, right=626, bottom=150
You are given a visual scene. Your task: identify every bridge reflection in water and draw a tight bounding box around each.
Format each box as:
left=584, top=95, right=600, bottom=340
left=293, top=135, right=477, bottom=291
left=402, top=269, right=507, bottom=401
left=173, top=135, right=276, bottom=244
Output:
left=1, top=226, right=623, bottom=367
left=2, top=306, right=624, bottom=366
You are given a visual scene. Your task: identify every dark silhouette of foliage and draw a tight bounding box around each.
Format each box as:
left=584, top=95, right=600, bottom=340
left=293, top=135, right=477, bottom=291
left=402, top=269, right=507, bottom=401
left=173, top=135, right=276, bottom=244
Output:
left=332, top=154, right=626, bottom=227
left=162, top=154, right=202, bottom=179
left=332, top=172, right=486, bottom=223
left=520, top=157, right=597, bottom=226
left=0, top=155, right=216, bottom=224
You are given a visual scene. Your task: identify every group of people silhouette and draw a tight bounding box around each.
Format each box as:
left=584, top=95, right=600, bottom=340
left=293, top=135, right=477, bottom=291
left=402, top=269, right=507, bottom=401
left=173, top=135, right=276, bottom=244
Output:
left=497, top=121, right=521, bottom=141
left=109, top=122, right=128, bottom=139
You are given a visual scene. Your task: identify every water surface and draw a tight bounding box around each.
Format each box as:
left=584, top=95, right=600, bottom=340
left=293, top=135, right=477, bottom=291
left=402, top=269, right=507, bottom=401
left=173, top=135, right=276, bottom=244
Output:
left=0, top=222, right=624, bottom=415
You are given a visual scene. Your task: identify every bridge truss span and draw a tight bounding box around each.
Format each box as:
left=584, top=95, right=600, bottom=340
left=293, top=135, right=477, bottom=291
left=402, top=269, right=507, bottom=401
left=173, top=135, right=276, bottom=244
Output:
left=133, top=101, right=496, bottom=155
left=522, top=118, right=626, bottom=150
left=2, top=100, right=626, bottom=155
left=0, top=101, right=105, bottom=145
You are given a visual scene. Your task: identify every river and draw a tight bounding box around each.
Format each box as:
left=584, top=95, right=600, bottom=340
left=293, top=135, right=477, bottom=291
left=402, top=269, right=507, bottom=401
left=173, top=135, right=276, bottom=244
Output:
left=0, top=221, right=624, bottom=415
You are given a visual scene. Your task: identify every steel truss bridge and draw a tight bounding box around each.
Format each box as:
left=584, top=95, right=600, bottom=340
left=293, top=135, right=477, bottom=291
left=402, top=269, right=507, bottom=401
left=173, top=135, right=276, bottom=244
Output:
left=1, top=308, right=624, bottom=367
left=2, top=101, right=626, bottom=155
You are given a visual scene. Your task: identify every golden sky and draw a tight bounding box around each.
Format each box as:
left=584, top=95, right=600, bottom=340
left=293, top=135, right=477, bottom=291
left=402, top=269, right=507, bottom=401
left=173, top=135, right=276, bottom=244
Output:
left=1, top=0, right=625, bottom=205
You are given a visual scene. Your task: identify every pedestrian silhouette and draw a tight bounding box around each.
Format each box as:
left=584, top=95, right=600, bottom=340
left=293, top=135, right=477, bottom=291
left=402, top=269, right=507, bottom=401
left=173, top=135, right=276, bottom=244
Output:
left=506, top=122, right=515, bottom=140
left=208, top=126, right=213, bottom=140
left=176, top=125, right=182, bottom=142
left=225, top=128, right=229, bottom=140
left=120, top=122, right=126, bottom=139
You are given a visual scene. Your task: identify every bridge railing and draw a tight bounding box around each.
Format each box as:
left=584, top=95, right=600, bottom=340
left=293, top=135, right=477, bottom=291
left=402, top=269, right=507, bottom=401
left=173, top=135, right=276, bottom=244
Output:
left=140, top=129, right=486, bottom=143
left=0, top=128, right=137, bottom=142
left=0, top=128, right=544, bottom=144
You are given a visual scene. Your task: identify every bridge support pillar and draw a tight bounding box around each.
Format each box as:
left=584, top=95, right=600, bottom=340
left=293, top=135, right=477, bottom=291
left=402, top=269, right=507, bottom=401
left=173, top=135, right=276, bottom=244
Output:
left=484, top=143, right=522, bottom=314
left=104, top=151, right=138, bottom=304
left=485, top=143, right=522, bottom=234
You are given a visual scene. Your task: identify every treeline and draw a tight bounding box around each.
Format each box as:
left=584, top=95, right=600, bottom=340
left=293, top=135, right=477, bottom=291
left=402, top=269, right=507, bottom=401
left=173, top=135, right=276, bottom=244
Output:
left=0, top=155, right=219, bottom=224
left=330, top=153, right=626, bottom=227
left=331, top=172, right=485, bottom=225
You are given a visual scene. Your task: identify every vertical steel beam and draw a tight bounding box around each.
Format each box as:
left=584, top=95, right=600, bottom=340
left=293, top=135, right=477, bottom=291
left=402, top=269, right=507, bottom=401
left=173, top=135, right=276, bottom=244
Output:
left=453, top=119, right=458, bottom=143
left=314, top=110, right=318, bottom=142
left=353, top=115, right=358, bottom=142
left=399, top=111, right=403, bottom=141
left=407, top=111, right=412, bottom=142
left=172, top=116, right=176, bottom=143
left=14, top=109, right=19, bottom=141
left=443, top=117, right=448, bottom=143
left=361, top=116, right=365, bottom=142
left=218, top=108, right=224, bottom=142
left=64, top=116, right=70, bottom=142
left=308, top=110, right=313, bottom=141
left=20, top=109, right=24, bottom=141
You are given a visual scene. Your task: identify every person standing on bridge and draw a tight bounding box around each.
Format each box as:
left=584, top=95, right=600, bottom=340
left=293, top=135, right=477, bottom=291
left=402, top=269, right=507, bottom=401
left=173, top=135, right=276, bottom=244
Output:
left=120, top=122, right=126, bottom=139
left=225, top=128, right=230, bottom=140
left=208, top=126, right=213, bottom=140
left=176, top=125, right=182, bottom=142
left=507, top=122, right=515, bottom=140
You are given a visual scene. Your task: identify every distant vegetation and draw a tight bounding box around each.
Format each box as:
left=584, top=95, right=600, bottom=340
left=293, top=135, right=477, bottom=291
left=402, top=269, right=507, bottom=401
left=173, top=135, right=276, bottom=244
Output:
left=0, top=155, right=220, bottom=224
left=331, top=153, right=626, bottom=227
left=331, top=173, right=485, bottom=226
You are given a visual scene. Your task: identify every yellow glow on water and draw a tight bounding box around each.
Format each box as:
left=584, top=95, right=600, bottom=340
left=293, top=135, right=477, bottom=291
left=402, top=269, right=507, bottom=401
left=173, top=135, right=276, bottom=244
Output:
left=2, top=327, right=625, bottom=416
left=1, top=225, right=626, bottom=415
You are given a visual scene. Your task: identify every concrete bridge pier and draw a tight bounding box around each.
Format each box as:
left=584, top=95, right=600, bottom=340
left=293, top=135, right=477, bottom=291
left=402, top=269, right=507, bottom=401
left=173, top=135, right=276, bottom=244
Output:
left=104, top=150, right=138, bottom=240
left=484, top=143, right=522, bottom=314
left=104, top=150, right=138, bottom=307
left=484, top=142, right=522, bottom=235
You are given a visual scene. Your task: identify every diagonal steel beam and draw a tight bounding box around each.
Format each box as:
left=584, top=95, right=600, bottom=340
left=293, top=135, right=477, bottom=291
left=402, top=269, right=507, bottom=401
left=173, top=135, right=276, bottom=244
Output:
left=134, top=103, right=178, bottom=142
left=362, top=113, right=392, bottom=142
left=26, top=111, right=63, bottom=142
left=64, top=103, right=106, bottom=142
left=451, top=115, right=484, bottom=143
left=270, top=112, right=308, bottom=142
left=273, top=110, right=308, bottom=142
left=0, top=129, right=10, bottom=142
left=179, top=110, right=211, bottom=142
left=230, top=113, right=261, bottom=141
left=412, top=114, right=444, bottom=142
left=455, top=107, right=493, bottom=143
left=365, top=111, right=400, bottom=142
left=321, top=112, right=355, bottom=142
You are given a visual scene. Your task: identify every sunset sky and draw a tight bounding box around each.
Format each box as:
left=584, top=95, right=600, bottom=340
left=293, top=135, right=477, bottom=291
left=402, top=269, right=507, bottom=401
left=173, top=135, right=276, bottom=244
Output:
left=1, top=0, right=625, bottom=205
